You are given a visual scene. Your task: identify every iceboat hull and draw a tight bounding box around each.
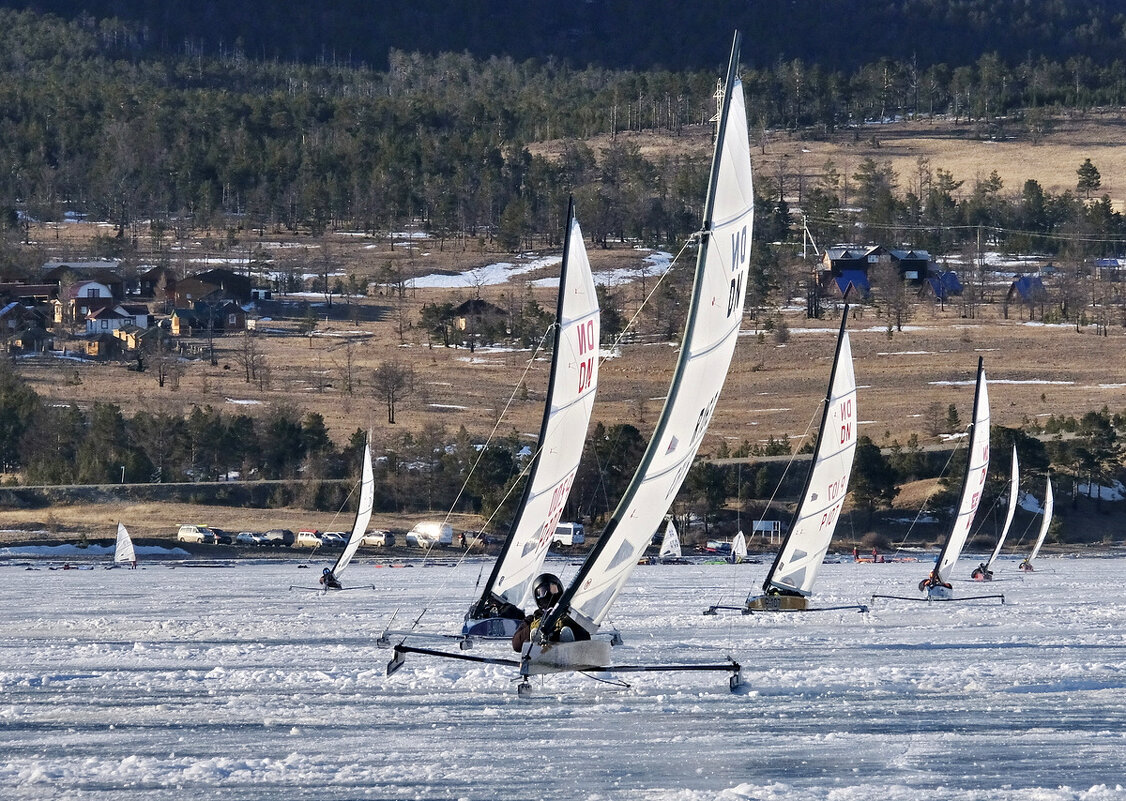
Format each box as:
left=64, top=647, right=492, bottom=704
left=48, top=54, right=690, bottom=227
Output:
left=521, top=639, right=613, bottom=675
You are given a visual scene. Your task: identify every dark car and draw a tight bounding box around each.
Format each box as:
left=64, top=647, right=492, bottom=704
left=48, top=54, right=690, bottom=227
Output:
left=262, top=529, right=295, bottom=547
left=210, top=527, right=233, bottom=545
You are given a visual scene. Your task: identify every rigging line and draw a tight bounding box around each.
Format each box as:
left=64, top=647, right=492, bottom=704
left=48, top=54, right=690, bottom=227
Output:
left=756, top=400, right=822, bottom=527
left=305, top=474, right=360, bottom=567
left=438, top=325, right=554, bottom=532
left=580, top=672, right=632, bottom=689
left=385, top=325, right=555, bottom=635
left=597, top=234, right=697, bottom=367
left=892, top=438, right=962, bottom=557
left=709, top=356, right=820, bottom=611
left=1009, top=505, right=1040, bottom=549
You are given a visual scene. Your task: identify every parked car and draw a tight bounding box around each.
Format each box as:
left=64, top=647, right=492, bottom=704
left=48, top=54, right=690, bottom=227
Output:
left=235, top=531, right=264, bottom=546
left=210, top=527, right=233, bottom=545
left=293, top=529, right=322, bottom=548
left=319, top=531, right=347, bottom=547
left=261, top=529, right=295, bottom=547
left=360, top=530, right=393, bottom=547
left=176, top=524, right=215, bottom=544
left=405, top=521, right=454, bottom=548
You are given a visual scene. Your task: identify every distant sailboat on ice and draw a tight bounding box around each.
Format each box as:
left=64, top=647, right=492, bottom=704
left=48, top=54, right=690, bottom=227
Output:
left=290, top=435, right=377, bottom=592
left=658, top=520, right=683, bottom=562
left=708, top=307, right=861, bottom=614
left=1019, top=477, right=1054, bottom=572
left=113, top=523, right=136, bottom=569
left=729, top=530, right=748, bottom=563
left=972, top=445, right=1018, bottom=581
left=909, top=358, right=1001, bottom=603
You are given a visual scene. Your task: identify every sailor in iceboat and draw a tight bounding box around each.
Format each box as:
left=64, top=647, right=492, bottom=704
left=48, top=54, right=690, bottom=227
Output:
left=319, top=567, right=342, bottom=590
left=918, top=567, right=952, bottom=592
left=510, top=573, right=588, bottom=652
left=1018, top=558, right=1034, bottom=572
left=971, top=562, right=994, bottom=581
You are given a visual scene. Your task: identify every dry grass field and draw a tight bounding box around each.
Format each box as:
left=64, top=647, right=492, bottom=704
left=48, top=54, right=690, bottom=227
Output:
left=5, top=114, right=1126, bottom=543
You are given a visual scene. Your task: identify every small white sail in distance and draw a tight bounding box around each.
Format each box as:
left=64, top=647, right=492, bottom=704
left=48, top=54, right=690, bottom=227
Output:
left=931, top=358, right=990, bottom=585
left=760, top=309, right=857, bottom=597
left=330, top=436, right=375, bottom=580
left=1026, top=477, right=1054, bottom=564
left=982, top=445, right=1019, bottom=572
left=658, top=520, right=681, bottom=560
left=730, top=530, right=747, bottom=563
left=466, top=200, right=600, bottom=622
left=540, top=31, right=753, bottom=638
left=114, top=523, right=136, bottom=564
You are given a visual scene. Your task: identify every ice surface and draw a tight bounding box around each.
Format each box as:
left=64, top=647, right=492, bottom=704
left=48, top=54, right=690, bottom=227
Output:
left=0, top=556, right=1123, bottom=800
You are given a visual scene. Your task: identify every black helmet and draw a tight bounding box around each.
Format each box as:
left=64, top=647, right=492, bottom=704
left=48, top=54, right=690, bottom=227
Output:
left=323, top=567, right=332, bottom=575
left=531, top=572, right=564, bottom=610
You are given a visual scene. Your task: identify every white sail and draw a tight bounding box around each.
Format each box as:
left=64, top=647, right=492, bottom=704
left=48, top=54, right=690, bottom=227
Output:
left=933, top=358, right=990, bottom=584
left=467, top=201, right=600, bottom=618
left=658, top=521, right=681, bottom=559
left=983, top=445, right=1018, bottom=571
left=331, top=437, right=375, bottom=579
left=1027, top=477, right=1054, bottom=563
left=114, top=523, right=135, bottom=564
left=761, top=313, right=857, bottom=597
left=543, top=34, right=752, bottom=636
left=730, top=531, right=747, bottom=563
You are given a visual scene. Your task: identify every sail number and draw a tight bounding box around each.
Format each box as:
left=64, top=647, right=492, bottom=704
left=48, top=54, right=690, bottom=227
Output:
left=727, top=225, right=748, bottom=318
left=837, top=398, right=854, bottom=445
left=818, top=502, right=842, bottom=531
left=576, top=319, right=597, bottom=394
left=665, top=393, right=720, bottom=499
left=535, top=470, right=576, bottom=549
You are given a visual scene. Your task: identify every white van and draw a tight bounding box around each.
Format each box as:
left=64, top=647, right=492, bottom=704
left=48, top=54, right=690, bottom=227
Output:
left=176, top=524, right=215, bottom=544
left=552, top=523, right=585, bottom=546
left=405, top=521, right=454, bottom=548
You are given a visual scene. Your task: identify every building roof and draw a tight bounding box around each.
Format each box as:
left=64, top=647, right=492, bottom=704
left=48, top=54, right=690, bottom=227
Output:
left=888, top=249, right=932, bottom=261
left=833, top=269, right=871, bottom=298
left=86, top=306, right=129, bottom=321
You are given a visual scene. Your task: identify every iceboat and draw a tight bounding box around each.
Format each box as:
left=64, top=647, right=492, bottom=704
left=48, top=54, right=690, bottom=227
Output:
left=710, top=308, right=863, bottom=614
left=457, top=198, right=602, bottom=640
left=875, top=358, right=1002, bottom=604
left=293, top=436, right=376, bottom=591
left=1018, top=477, right=1054, bottom=572
left=517, top=32, right=753, bottom=693
left=381, top=199, right=600, bottom=654
left=108, top=522, right=136, bottom=569
left=971, top=445, right=1018, bottom=581
left=651, top=519, right=690, bottom=564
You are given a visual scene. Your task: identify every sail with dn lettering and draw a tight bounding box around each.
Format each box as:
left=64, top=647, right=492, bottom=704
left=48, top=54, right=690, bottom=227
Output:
left=534, top=32, right=753, bottom=647
left=921, top=357, right=990, bottom=596
left=746, top=309, right=857, bottom=608
left=462, top=199, right=600, bottom=638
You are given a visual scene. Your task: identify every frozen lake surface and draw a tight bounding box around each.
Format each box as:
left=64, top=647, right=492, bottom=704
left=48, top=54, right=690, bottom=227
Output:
left=1, top=554, right=1123, bottom=800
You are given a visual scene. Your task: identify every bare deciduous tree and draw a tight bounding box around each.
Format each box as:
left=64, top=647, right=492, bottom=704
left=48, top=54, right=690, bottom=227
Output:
left=373, top=360, right=414, bottom=424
